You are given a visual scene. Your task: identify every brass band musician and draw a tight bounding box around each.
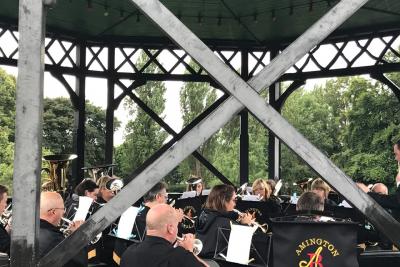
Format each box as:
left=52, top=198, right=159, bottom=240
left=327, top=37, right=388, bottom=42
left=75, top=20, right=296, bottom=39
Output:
left=252, top=178, right=281, bottom=214
left=195, top=184, right=253, bottom=259
left=39, top=192, right=85, bottom=267
left=120, top=204, right=207, bottom=267
left=0, top=185, right=10, bottom=255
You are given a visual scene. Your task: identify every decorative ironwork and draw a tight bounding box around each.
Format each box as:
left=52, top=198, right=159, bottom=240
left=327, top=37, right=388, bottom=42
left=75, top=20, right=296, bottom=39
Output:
left=1, top=23, right=399, bottom=83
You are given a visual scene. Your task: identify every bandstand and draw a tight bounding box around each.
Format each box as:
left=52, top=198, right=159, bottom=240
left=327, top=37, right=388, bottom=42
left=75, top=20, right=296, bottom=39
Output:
left=1, top=0, right=400, bottom=265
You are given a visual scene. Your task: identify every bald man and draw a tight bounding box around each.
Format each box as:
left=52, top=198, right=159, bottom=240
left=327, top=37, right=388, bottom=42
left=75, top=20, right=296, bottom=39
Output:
left=371, top=183, right=388, bottom=195
left=363, top=140, right=400, bottom=209
left=120, top=204, right=207, bottom=267
left=39, top=192, right=86, bottom=267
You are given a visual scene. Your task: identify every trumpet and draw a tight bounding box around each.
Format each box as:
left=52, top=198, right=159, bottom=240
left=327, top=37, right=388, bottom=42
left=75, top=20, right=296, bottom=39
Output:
left=60, top=217, right=73, bottom=237
left=169, top=199, right=196, bottom=224
left=233, top=209, right=268, bottom=233
left=176, top=235, right=203, bottom=255
left=60, top=217, right=102, bottom=244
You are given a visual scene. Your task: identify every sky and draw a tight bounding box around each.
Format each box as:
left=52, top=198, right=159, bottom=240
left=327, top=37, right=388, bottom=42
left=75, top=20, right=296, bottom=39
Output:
left=1, top=34, right=399, bottom=146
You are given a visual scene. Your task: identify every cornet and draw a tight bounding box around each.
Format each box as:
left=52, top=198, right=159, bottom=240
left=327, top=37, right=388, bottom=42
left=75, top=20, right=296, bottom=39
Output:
left=0, top=204, right=12, bottom=227
left=169, top=199, right=196, bottom=224
left=233, top=209, right=268, bottom=233
left=176, top=235, right=203, bottom=255
left=60, top=217, right=102, bottom=244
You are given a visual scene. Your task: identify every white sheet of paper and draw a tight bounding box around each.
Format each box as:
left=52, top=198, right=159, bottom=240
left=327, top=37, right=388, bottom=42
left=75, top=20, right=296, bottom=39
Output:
left=180, top=191, right=196, bottom=199
left=226, top=224, right=255, bottom=265
left=116, top=206, right=140, bottom=239
left=201, top=189, right=210, bottom=195
left=241, top=195, right=261, bottom=201
left=73, top=196, right=93, bottom=221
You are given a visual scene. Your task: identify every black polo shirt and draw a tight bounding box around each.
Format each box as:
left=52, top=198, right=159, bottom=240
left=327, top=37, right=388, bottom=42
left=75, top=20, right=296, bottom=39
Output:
left=120, top=235, right=203, bottom=267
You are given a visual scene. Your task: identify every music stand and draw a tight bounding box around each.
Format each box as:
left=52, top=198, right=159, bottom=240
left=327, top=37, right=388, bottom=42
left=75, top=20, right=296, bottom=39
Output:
left=214, top=228, right=271, bottom=267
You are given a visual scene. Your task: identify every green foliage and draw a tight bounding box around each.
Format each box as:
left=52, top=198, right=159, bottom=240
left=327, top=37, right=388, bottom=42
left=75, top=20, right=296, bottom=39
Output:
left=0, top=126, right=14, bottom=189
left=114, top=52, right=168, bottom=180
left=0, top=69, right=15, bottom=189
left=0, top=69, right=16, bottom=142
left=281, top=76, right=400, bottom=191
left=43, top=97, right=120, bottom=166
left=178, top=79, right=218, bottom=185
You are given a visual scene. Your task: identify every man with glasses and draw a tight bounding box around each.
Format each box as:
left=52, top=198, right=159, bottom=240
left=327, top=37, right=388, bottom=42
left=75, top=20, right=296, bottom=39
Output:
left=134, top=182, right=170, bottom=240
left=39, top=191, right=85, bottom=266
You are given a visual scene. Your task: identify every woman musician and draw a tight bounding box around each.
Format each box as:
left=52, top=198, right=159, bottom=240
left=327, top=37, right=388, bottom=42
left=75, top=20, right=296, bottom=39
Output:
left=195, top=184, right=253, bottom=258
left=252, top=178, right=282, bottom=214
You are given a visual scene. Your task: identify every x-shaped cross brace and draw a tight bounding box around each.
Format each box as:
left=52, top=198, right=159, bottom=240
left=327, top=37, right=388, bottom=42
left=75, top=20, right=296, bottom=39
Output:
left=39, top=0, right=400, bottom=265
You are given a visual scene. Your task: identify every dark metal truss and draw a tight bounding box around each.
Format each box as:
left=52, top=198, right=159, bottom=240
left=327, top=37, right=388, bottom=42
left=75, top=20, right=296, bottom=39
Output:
left=1, top=23, right=400, bottom=83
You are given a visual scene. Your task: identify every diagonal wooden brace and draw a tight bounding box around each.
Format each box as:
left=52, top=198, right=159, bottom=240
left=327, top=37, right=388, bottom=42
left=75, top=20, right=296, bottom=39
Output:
left=39, top=0, right=393, bottom=266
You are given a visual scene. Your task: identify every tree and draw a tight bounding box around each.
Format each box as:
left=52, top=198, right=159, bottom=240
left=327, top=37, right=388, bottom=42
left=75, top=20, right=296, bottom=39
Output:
left=280, top=76, right=400, bottom=192
left=114, top=52, right=168, bottom=179
left=0, top=126, right=14, bottom=189
left=43, top=97, right=119, bottom=166
left=0, top=69, right=16, bottom=188
left=0, top=68, right=16, bottom=141
left=179, top=79, right=218, bottom=184
left=331, top=77, right=400, bottom=184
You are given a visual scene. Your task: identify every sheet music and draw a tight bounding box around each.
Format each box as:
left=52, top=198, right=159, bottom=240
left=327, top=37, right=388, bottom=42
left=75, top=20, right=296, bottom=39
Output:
left=180, top=191, right=197, bottom=199
left=116, top=206, right=140, bottom=239
left=226, top=224, right=257, bottom=264
left=73, top=196, right=93, bottom=221
left=241, top=195, right=261, bottom=201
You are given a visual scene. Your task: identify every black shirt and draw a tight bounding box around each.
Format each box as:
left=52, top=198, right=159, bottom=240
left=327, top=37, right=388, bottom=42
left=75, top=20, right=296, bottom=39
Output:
left=120, top=235, right=203, bottom=267
left=368, top=186, right=400, bottom=209
left=133, top=205, right=150, bottom=241
left=0, top=225, right=9, bottom=255
left=39, top=219, right=87, bottom=267
left=195, top=209, right=238, bottom=259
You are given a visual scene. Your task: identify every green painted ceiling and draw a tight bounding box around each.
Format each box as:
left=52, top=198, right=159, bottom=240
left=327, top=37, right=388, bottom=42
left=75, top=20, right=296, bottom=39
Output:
left=1, top=0, right=400, bottom=45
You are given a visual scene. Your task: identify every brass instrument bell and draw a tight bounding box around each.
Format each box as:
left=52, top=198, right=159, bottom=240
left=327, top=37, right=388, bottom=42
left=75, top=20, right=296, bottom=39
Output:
left=293, top=178, right=313, bottom=192
left=82, top=163, right=116, bottom=183
left=42, top=154, right=77, bottom=192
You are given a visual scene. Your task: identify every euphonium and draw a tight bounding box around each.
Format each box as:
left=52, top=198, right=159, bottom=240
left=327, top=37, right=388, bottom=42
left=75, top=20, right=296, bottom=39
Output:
left=41, top=154, right=77, bottom=192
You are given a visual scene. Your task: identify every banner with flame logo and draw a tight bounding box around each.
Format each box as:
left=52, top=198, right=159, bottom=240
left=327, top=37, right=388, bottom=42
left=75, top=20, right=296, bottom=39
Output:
left=272, top=220, right=358, bottom=267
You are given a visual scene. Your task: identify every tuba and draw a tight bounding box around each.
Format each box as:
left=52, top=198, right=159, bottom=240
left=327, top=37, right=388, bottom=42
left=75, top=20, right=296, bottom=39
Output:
left=42, top=154, right=77, bottom=192
left=82, top=163, right=116, bottom=183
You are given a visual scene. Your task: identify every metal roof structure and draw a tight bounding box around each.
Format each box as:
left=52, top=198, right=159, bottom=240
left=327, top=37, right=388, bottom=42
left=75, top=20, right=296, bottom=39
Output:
left=1, top=0, right=400, bottom=46
left=2, top=0, right=400, bottom=266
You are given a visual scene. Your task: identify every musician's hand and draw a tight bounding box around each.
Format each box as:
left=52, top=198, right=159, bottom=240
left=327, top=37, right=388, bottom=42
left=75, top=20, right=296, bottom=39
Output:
left=356, top=182, right=369, bottom=193
left=177, top=233, right=195, bottom=252
left=68, top=220, right=84, bottom=232
left=175, top=208, right=184, bottom=223
left=238, top=212, right=254, bottom=225
left=5, top=217, right=11, bottom=234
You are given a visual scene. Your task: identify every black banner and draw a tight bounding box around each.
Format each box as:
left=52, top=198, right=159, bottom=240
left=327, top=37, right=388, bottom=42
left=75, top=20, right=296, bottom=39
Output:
left=272, top=220, right=358, bottom=267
